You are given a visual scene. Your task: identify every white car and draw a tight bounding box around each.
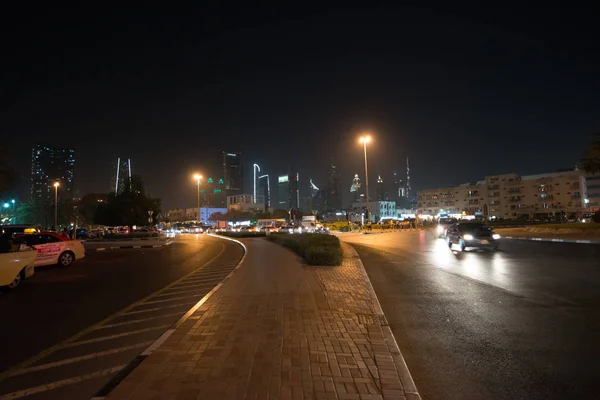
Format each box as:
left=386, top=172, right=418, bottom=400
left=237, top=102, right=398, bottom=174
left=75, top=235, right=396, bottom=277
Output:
left=16, top=232, right=86, bottom=267
left=0, top=247, right=36, bottom=290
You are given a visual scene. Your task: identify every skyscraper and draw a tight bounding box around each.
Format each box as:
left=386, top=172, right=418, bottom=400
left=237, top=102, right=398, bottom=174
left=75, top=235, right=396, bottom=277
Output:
left=277, top=167, right=299, bottom=210
left=258, top=175, right=270, bottom=209
left=31, top=144, right=75, bottom=202
left=326, top=160, right=341, bottom=212
left=223, top=152, right=243, bottom=194
left=350, top=173, right=362, bottom=202
left=114, top=158, right=132, bottom=194
left=376, top=175, right=387, bottom=201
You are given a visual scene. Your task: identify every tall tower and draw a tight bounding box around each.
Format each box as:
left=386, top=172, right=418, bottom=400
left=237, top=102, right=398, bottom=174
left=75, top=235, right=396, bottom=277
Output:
left=114, top=158, right=132, bottom=194
left=31, top=144, right=75, bottom=203
left=376, top=175, right=385, bottom=201
left=223, top=152, right=243, bottom=194
left=326, top=159, right=342, bottom=212
left=406, top=157, right=412, bottom=205
left=350, top=174, right=362, bottom=202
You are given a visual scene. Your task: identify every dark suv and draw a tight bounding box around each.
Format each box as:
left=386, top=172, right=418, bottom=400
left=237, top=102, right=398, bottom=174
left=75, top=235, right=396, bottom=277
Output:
left=446, top=222, right=500, bottom=251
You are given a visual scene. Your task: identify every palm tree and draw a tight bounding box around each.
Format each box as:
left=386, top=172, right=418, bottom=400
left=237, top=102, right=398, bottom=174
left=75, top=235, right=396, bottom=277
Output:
left=581, top=133, right=600, bottom=175
left=17, top=199, right=52, bottom=227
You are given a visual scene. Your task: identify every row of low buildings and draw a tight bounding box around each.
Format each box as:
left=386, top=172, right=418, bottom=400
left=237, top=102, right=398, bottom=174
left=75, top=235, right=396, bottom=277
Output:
left=417, top=169, right=598, bottom=220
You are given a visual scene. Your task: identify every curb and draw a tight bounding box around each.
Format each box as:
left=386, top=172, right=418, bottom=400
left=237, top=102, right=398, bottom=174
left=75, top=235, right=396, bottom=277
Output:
left=344, top=244, right=421, bottom=399
left=91, top=236, right=247, bottom=399
left=503, top=236, right=600, bottom=244
left=88, top=241, right=173, bottom=251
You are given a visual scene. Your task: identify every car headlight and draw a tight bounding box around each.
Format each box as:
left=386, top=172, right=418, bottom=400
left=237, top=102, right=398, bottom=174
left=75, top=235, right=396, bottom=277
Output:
left=463, top=234, right=474, bottom=240
left=492, top=234, right=500, bottom=240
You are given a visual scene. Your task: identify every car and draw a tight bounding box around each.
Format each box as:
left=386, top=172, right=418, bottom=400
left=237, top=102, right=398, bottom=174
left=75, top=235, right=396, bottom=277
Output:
left=0, top=224, right=40, bottom=236
left=437, top=218, right=458, bottom=238
left=15, top=232, right=86, bottom=267
left=0, top=241, right=36, bottom=290
left=446, top=222, right=500, bottom=251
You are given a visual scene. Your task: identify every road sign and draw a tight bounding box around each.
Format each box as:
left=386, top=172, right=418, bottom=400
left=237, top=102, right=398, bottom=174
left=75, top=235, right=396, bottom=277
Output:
left=148, top=210, right=154, bottom=216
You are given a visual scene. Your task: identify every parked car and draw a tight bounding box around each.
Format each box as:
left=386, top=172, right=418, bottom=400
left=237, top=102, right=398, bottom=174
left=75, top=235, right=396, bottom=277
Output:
left=0, top=234, right=37, bottom=290
left=0, top=224, right=40, bottom=236
left=15, top=232, right=86, bottom=267
left=446, top=222, right=500, bottom=251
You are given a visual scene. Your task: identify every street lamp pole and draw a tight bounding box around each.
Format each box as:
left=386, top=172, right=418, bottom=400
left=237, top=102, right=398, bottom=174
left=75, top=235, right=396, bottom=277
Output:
left=359, top=135, right=372, bottom=224
left=193, top=174, right=202, bottom=223
left=53, top=182, right=60, bottom=230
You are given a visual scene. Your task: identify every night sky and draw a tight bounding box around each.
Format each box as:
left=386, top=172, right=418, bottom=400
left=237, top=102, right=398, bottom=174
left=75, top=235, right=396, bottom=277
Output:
left=4, top=4, right=599, bottom=209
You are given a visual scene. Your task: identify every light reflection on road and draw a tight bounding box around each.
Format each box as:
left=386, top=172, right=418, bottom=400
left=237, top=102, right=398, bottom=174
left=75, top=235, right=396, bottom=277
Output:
left=340, top=232, right=516, bottom=295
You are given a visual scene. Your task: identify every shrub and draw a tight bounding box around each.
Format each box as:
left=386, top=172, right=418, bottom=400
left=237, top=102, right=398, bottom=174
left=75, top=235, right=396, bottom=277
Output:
left=267, top=233, right=343, bottom=266
left=216, top=231, right=266, bottom=238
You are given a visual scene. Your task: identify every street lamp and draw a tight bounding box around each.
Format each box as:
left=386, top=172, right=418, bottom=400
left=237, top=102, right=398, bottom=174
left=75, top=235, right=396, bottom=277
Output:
left=359, top=135, right=372, bottom=224
left=193, top=174, right=202, bottom=223
left=53, top=181, right=60, bottom=230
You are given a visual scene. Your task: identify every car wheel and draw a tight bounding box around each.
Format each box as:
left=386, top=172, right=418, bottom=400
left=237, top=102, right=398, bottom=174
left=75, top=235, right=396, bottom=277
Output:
left=59, top=251, right=75, bottom=267
left=459, top=239, right=466, bottom=251
left=3, top=268, right=25, bottom=291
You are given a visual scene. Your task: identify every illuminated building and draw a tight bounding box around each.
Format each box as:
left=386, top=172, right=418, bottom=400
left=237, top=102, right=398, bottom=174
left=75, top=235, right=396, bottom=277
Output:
left=277, top=167, right=299, bottom=210
left=114, top=157, right=132, bottom=194
left=326, top=160, right=341, bottom=212
left=417, top=170, right=590, bottom=220
left=223, top=152, right=243, bottom=194
left=31, top=144, right=75, bottom=202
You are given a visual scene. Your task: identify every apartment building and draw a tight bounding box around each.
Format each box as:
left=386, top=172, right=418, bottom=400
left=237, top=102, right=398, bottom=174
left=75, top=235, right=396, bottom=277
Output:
left=418, top=170, right=589, bottom=219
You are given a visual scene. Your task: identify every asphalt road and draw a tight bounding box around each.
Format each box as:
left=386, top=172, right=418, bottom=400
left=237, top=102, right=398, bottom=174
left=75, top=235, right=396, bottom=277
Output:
left=0, top=234, right=244, bottom=400
left=340, top=231, right=600, bottom=400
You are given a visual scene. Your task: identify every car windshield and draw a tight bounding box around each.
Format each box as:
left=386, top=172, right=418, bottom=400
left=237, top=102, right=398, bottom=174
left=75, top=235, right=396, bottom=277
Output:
left=460, top=223, right=489, bottom=233
left=439, top=218, right=457, bottom=225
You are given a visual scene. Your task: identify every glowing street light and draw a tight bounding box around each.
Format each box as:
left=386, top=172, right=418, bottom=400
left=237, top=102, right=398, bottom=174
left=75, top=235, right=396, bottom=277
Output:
left=53, top=181, right=60, bottom=229
left=193, top=174, right=202, bottom=224
left=359, top=135, right=372, bottom=224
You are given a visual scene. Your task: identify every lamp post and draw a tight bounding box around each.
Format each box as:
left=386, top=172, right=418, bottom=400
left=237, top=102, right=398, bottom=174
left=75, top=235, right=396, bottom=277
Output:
left=53, top=181, right=60, bottom=230
left=359, top=135, right=372, bottom=225
left=11, top=199, right=15, bottom=223
left=193, top=174, right=202, bottom=223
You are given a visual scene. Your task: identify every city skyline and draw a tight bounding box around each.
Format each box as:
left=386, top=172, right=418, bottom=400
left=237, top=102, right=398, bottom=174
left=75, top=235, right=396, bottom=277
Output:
left=3, top=5, right=599, bottom=210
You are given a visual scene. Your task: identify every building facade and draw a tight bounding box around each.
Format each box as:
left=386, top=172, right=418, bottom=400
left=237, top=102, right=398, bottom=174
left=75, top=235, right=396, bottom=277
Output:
left=326, top=160, right=342, bottom=212
left=227, top=194, right=265, bottom=212
left=223, top=152, right=243, bottom=194
left=31, top=144, right=75, bottom=202
left=586, top=173, right=600, bottom=213
left=167, top=207, right=227, bottom=224
left=417, top=170, right=590, bottom=219
left=277, top=170, right=299, bottom=210
left=114, top=157, right=132, bottom=194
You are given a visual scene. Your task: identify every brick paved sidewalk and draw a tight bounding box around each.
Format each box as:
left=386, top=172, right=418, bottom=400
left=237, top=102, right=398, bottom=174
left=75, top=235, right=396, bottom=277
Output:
left=106, top=238, right=420, bottom=400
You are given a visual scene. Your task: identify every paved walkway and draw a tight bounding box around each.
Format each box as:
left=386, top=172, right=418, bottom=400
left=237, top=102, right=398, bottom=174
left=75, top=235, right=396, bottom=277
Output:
left=105, top=238, right=419, bottom=400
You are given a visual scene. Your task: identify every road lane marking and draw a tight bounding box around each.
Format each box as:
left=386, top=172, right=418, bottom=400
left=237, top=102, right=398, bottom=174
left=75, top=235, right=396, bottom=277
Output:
left=153, top=287, right=214, bottom=297
left=121, top=302, right=198, bottom=315
left=141, top=294, right=204, bottom=305
left=9, top=342, right=153, bottom=376
left=64, top=325, right=171, bottom=348
left=0, top=365, right=125, bottom=400
left=92, top=235, right=247, bottom=399
left=94, top=312, right=185, bottom=329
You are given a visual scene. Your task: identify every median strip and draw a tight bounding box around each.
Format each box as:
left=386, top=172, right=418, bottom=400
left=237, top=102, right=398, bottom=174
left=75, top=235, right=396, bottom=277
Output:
left=267, top=233, right=343, bottom=266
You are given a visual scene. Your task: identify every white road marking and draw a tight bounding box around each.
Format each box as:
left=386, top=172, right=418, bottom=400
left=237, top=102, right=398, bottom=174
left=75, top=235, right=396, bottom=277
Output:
left=64, top=325, right=171, bottom=347
left=153, top=288, right=208, bottom=298
left=121, top=302, right=197, bottom=315
left=141, top=294, right=204, bottom=305
left=94, top=312, right=185, bottom=329
left=140, top=329, right=175, bottom=356
left=9, top=342, right=153, bottom=376
left=0, top=365, right=125, bottom=400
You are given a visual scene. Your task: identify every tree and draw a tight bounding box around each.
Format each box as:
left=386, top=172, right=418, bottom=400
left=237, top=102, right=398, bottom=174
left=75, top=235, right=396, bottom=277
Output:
left=208, top=212, right=225, bottom=222
left=16, top=199, right=52, bottom=227
left=581, top=133, right=600, bottom=175
left=93, top=177, right=161, bottom=230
